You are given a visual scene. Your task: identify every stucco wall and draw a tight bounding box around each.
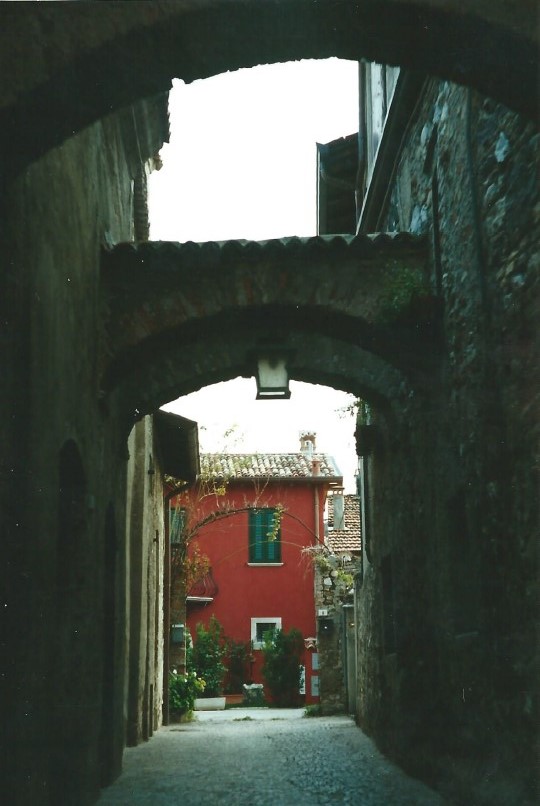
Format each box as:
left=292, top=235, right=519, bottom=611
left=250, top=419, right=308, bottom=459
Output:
left=178, top=480, right=325, bottom=704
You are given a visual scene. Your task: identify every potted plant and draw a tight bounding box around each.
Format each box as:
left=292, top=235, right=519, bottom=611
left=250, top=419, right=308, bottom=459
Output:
left=168, top=669, right=205, bottom=722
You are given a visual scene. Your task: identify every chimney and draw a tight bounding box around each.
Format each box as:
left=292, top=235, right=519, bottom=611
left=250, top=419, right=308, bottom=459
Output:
left=300, top=431, right=316, bottom=454
left=312, top=458, right=321, bottom=476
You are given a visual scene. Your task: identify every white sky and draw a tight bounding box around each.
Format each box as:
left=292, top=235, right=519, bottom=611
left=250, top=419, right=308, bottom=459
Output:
left=149, top=59, right=359, bottom=491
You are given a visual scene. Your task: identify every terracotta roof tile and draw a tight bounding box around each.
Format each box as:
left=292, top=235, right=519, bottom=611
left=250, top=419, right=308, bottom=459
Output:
left=326, top=494, right=361, bottom=553
left=105, top=232, right=427, bottom=295
left=200, top=452, right=342, bottom=481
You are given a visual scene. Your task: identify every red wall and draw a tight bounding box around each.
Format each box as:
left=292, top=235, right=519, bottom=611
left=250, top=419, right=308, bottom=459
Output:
left=177, top=480, right=328, bottom=705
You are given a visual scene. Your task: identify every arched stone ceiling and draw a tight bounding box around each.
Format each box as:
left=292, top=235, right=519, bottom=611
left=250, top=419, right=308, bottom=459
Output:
left=0, top=1, right=537, bottom=182
left=108, top=326, right=411, bottom=443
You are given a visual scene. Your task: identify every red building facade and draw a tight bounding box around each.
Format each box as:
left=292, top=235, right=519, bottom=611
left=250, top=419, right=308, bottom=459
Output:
left=174, top=435, right=342, bottom=705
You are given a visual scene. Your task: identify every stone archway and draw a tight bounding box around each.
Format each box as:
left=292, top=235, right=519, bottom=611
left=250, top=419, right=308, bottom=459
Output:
left=0, top=7, right=536, bottom=804
left=100, top=233, right=436, bottom=437
left=0, top=1, right=537, bottom=182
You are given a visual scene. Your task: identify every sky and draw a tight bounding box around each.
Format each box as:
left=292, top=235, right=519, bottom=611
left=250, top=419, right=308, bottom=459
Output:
left=149, top=59, right=359, bottom=490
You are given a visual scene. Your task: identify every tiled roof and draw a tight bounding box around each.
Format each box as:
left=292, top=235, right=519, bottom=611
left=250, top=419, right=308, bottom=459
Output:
left=326, top=494, right=361, bottom=553
left=104, top=232, right=427, bottom=296
left=200, top=453, right=342, bottom=482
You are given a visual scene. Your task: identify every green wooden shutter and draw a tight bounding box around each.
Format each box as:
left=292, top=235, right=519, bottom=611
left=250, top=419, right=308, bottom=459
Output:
left=170, top=506, right=186, bottom=545
left=249, top=509, right=281, bottom=562
left=265, top=510, right=277, bottom=561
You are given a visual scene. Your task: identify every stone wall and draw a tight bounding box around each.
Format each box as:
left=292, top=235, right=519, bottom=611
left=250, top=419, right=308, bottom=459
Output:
left=314, top=553, right=359, bottom=715
left=314, top=561, right=347, bottom=714
left=0, top=98, right=167, bottom=804
left=355, top=79, right=538, bottom=804
left=124, top=418, right=166, bottom=747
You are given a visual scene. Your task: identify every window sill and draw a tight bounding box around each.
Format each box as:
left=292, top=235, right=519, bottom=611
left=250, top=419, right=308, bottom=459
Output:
left=247, top=562, right=284, bottom=567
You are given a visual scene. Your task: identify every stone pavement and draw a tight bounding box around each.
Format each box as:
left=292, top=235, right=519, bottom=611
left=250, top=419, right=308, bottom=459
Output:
left=97, top=708, right=448, bottom=805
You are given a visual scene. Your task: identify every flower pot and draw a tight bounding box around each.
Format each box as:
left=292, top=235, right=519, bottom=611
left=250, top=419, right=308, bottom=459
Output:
left=225, top=693, right=243, bottom=706
left=194, top=696, right=226, bottom=711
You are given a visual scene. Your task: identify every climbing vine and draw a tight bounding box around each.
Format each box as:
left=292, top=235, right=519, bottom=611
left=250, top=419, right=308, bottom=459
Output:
left=378, top=265, right=430, bottom=323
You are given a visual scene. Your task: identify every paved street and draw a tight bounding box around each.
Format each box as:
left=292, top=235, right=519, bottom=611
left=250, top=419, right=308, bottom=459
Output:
left=97, top=708, right=448, bottom=805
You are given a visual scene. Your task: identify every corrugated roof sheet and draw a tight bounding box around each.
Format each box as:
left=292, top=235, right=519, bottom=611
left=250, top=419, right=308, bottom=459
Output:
left=326, top=494, right=361, bottom=553
left=200, top=452, right=342, bottom=481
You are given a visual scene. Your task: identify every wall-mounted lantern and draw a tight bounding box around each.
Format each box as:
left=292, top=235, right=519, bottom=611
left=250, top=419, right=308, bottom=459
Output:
left=255, top=351, right=291, bottom=400
left=171, top=623, right=185, bottom=644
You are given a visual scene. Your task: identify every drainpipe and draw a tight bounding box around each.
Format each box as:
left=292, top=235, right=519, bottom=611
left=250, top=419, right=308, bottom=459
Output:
left=465, top=87, right=490, bottom=325
left=313, top=486, right=320, bottom=545
left=312, top=458, right=321, bottom=544
left=356, top=467, right=364, bottom=584
left=162, top=494, right=173, bottom=726
left=356, top=60, right=368, bottom=231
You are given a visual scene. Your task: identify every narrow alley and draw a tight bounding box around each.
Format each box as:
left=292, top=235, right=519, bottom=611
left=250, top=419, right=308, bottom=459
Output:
left=97, top=709, right=446, bottom=805
left=2, top=6, right=537, bottom=806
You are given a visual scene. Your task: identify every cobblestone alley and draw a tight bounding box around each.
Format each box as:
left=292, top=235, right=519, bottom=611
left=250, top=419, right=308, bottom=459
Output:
left=97, top=709, right=447, bottom=805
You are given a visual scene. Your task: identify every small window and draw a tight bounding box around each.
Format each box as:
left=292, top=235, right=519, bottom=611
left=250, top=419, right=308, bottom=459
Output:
left=251, top=617, right=282, bottom=649
left=249, top=508, right=281, bottom=563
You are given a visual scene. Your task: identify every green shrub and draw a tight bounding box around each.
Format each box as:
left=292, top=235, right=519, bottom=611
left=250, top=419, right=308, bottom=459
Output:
left=224, top=638, right=252, bottom=693
left=169, top=670, right=205, bottom=716
left=190, top=615, right=227, bottom=696
left=261, top=627, right=304, bottom=707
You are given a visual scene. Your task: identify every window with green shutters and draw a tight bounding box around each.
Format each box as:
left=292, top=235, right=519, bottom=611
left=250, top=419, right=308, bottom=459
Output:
left=169, top=506, right=186, bottom=546
left=249, top=508, right=281, bottom=563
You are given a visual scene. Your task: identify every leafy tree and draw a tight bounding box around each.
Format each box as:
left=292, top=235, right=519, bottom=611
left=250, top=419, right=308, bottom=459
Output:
left=261, top=627, right=304, bottom=707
